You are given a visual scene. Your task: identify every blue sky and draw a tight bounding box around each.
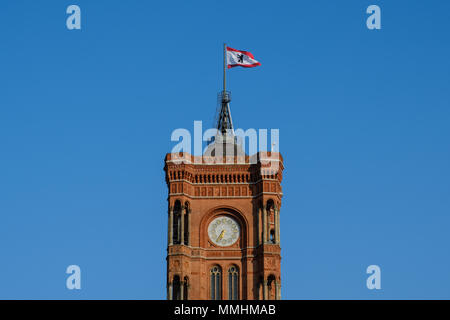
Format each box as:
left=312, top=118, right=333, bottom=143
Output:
left=0, top=0, right=449, bottom=299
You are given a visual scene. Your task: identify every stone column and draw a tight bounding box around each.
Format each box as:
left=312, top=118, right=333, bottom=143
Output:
left=186, top=209, right=190, bottom=245
left=273, top=207, right=280, bottom=244
left=273, top=206, right=278, bottom=244
left=168, top=208, right=173, bottom=246
left=276, top=281, right=281, bottom=300
left=180, top=206, right=185, bottom=245
left=262, top=205, right=267, bottom=244
left=168, top=282, right=173, bottom=300
left=180, top=281, right=185, bottom=300
left=276, top=208, right=281, bottom=245
left=263, top=279, right=268, bottom=300
left=274, top=280, right=279, bottom=300
left=256, top=206, right=261, bottom=245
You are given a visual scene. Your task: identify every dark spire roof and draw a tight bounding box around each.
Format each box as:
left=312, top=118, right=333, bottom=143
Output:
left=216, top=91, right=233, bottom=134
left=204, top=91, right=245, bottom=157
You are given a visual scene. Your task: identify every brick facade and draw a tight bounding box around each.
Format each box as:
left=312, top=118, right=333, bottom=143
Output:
left=164, top=152, right=284, bottom=300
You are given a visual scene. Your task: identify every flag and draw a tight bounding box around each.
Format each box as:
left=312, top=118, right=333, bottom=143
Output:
left=226, top=47, right=261, bottom=69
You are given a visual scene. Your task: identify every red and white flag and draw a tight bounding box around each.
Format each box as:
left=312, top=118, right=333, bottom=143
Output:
left=226, top=47, right=261, bottom=69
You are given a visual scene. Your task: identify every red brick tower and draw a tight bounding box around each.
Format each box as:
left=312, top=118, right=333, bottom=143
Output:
left=164, top=91, right=283, bottom=300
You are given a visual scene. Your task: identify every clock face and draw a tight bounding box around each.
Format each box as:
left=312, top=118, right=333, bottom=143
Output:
left=208, top=216, right=240, bottom=247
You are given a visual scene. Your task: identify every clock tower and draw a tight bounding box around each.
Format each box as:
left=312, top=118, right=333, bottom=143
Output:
left=164, top=91, right=284, bottom=300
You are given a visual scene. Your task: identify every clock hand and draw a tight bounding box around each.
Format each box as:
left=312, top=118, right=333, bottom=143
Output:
left=216, top=230, right=225, bottom=242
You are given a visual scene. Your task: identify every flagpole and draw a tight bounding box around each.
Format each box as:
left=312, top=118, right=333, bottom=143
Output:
left=223, top=43, right=227, bottom=93
left=223, top=43, right=234, bottom=135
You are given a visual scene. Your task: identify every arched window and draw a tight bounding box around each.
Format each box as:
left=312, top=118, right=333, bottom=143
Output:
left=267, top=275, right=276, bottom=300
left=183, top=276, right=189, bottom=300
left=173, top=275, right=181, bottom=300
left=228, top=266, right=239, bottom=300
left=266, top=199, right=275, bottom=243
left=210, top=266, right=222, bottom=300
left=270, top=229, right=275, bottom=243
left=172, top=201, right=181, bottom=244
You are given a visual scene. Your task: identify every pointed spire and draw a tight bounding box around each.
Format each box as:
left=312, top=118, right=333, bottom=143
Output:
left=204, top=90, right=244, bottom=157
